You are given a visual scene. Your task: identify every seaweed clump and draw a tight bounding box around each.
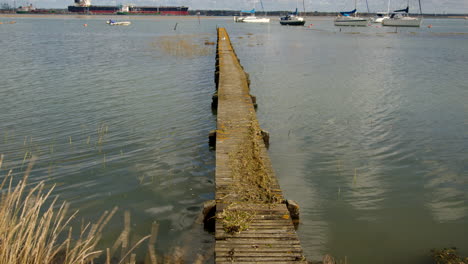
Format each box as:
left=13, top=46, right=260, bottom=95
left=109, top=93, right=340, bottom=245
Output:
left=218, top=204, right=255, bottom=234
left=431, top=247, right=468, bottom=264
left=228, top=121, right=280, bottom=204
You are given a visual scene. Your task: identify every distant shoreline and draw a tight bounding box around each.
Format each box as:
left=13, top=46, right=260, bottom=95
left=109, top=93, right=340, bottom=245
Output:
left=0, top=13, right=467, bottom=20
left=0, top=10, right=467, bottom=19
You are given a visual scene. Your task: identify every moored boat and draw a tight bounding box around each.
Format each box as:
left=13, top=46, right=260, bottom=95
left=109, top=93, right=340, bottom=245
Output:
left=242, top=16, right=270, bottom=23
left=371, top=12, right=390, bottom=23
left=382, top=4, right=422, bottom=27
left=382, top=13, right=421, bottom=27
left=335, top=14, right=368, bottom=26
left=106, top=20, right=131, bottom=26
left=334, top=0, right=368, bottom=27
left=235, top=8, right=270, bottom=23
left=280, top=8, right=305, bottom=26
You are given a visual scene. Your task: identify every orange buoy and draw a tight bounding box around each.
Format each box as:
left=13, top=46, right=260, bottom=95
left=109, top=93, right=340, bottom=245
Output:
left=83, top=24, right=88, bottom=27
left=427, top=24, right=432, bottom=28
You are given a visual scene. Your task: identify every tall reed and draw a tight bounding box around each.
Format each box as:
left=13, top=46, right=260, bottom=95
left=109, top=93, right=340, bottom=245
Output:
left=0, top=155, right=114, bottom=264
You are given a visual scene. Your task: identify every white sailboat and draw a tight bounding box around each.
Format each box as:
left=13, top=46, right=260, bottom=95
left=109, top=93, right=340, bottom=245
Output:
left=334, top=0, right=368, bottom=26
left=382, top=0, right=422, bottom=27
left=242, top=16, right=271, bottom=23
left=234, top=0, right=270, bottom=23
left=371, top=12, right=390, bottom=23
left=371, top=0, right=391, bottom=23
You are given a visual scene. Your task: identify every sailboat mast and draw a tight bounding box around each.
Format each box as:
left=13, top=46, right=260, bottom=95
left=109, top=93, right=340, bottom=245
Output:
left=354, top=0, right=357, bottom=16
left=418, top=0, right=422, bottom=16
left=387, top=0, right=391, bottom=14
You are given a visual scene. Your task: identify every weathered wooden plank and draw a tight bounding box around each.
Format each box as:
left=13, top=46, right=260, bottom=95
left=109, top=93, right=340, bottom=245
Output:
left=216, top=262, right=308, bottom=264
left=216, top=252, right=304, bottom=257
left=216, top=250, right=304, bottom=255
left=217, top=235, right=300, bottom=240
left=216, top=227, right=296, bottom=232
left=215, top=256, right=305, bottom=262
left=216, top=245, right=303, bottom=250
left=214, top=27, right=306, bottom=263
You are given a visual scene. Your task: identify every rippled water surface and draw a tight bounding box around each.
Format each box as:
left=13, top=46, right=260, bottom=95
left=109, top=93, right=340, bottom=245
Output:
left=1, top=16, right=467, bottom=263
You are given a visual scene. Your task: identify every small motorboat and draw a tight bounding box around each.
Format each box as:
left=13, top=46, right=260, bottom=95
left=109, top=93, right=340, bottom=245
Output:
left=106, top=20, right=131, bottom=26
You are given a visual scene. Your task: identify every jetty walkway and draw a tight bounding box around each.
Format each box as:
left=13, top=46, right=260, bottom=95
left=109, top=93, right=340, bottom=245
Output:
left=211, top=27, right=307, bottom=263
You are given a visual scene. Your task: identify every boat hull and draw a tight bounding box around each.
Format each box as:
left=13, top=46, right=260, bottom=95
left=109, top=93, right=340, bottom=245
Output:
left=371, top=17, right=388, bottom=23
left=109, top=22, right=131, bottom=26
left=334, top=18, right=368, bottom=26
left=68, top=5, right=189, bottom=15
left=241, top=17, right=270, bottom=23
left=280, top=20, right=305, bottom=26
left=382, top=17, right=422, bottom=27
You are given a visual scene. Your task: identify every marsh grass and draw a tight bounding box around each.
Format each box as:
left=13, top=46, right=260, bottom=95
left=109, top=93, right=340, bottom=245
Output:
left=0, top=155, right=155, bottom=264
left=0, top=155, right=110, bottom=263
left=151, top=35, right=212, bottom=57
left=0, top=154, right=210, bottom=264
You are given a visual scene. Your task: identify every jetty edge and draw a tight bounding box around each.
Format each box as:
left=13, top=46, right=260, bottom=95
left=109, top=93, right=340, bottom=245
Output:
left=210, top=27, right=307, bottom=263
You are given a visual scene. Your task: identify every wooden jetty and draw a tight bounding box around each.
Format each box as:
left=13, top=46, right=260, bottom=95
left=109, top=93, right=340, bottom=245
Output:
left=212, top=27, right=307, bottom=263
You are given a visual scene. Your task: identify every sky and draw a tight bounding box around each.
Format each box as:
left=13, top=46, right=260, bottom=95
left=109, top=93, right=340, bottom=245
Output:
left=4, top=0, right=468, bottom=14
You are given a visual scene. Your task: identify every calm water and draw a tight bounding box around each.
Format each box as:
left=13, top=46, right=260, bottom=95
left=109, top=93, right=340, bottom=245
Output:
left=1, top=16, right=467, bottom=263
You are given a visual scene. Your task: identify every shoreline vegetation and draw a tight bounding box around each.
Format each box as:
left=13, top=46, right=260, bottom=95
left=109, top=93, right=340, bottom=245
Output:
left=0, top=154, right=211, bottom=264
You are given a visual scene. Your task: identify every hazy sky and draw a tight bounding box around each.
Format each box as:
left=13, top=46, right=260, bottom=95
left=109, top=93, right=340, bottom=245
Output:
left=6, top=0, right=468, bottom=13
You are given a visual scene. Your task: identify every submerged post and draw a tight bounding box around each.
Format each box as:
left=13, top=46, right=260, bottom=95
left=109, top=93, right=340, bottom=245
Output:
left=213, top=28, right=307, bottom=263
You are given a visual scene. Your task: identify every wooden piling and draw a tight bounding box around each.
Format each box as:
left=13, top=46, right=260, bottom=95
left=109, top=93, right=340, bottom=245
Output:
left=213, top=27, right=307, bottom=263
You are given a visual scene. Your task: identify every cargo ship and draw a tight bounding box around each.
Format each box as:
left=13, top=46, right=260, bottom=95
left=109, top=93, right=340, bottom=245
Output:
left=68, top=0, right=189, bottom=15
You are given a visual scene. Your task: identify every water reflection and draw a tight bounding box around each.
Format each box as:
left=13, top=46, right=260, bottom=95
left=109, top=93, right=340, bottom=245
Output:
left=1, top=16, right=467, bottom=263
left=424, top=162, right=467, bottom=222
left=232, top=18, right=468, bottom=263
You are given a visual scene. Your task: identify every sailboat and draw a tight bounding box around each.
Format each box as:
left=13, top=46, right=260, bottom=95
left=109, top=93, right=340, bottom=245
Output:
left=334, top=0, right=368, bottom=26
left=280, top=8, right=305, bottom=26
left=382, top=0, right=422, bottom=27
left=371, top=12, right=390, bottom=23
left=235, top=0, right=270, bottom=23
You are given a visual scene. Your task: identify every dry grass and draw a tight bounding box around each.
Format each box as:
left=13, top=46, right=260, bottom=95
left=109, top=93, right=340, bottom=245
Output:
left=0, top=153, right=212, bottom=263
left=151, top=35, right=213, bottom=57
left=0, top=154, right=155, bottom=264
left=0, top=155, right=112, bottom=264
left=219, top=118, right=279, bottom=234
left=217, top=204, right=255, bottom=234
left=228, top=120, right=280, bottom=204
